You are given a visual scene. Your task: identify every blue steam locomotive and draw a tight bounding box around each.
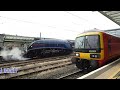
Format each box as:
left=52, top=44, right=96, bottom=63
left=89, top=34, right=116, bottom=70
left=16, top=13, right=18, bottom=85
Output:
left=25, top=39, right=73, bottom=58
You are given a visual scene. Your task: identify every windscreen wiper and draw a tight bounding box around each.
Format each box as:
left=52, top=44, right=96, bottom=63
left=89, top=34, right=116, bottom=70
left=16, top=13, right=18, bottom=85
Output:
left=85, top=39, right=92, bottom=49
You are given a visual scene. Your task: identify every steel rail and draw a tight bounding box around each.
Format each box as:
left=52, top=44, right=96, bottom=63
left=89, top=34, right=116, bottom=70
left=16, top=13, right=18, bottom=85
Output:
left=0, top=59, right=72, bottom=79
left=0, top=54, right=73, bottom=68
left=56, top=70, right=82, bottom=79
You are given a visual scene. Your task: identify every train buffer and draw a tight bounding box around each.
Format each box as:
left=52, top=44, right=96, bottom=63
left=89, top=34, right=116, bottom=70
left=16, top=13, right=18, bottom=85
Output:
left=77, top=58, right=120, bottom=79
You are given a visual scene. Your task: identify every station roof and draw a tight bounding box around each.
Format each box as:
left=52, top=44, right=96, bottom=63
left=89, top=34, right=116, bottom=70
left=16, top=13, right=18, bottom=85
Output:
left=99, top=11, right=120, bottom=26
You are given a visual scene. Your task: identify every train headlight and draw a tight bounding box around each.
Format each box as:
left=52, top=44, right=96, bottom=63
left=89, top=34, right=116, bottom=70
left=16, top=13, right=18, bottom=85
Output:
left=90, top=54, right=100, bottom=58
left=76, top=53, right=80, bottom=57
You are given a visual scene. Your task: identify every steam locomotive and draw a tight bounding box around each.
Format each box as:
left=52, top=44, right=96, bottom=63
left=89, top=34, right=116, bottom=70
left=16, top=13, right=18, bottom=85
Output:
left=25, top=39, right=73, bottom=58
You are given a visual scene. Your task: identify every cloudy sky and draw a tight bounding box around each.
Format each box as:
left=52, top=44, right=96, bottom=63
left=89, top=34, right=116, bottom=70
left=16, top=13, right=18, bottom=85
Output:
left=0, top=11, right=119, bottom=40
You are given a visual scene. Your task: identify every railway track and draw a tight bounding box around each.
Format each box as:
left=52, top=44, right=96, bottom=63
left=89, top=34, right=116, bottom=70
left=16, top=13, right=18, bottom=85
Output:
left=0, top=54, right=73, bottom=68
left=0, top=54, right=74, bottom=79
left=57, top=70, right=81, bottom=79
left=0, top=59, right=72, bottom=79
left=57, top=70, right=87, bottom=79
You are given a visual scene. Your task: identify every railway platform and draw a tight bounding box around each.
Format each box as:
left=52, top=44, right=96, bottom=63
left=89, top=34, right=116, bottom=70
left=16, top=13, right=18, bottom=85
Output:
left=77, top=58, right=120, bottom=79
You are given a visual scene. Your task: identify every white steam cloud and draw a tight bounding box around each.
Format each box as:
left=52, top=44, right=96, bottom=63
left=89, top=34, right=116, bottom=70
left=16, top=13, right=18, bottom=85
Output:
left=0, top=47, right=28, bottom=60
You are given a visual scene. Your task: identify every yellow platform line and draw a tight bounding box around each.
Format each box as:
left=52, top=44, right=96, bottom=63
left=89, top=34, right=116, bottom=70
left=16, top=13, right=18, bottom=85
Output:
left=108, top=68, right=120, bottom=79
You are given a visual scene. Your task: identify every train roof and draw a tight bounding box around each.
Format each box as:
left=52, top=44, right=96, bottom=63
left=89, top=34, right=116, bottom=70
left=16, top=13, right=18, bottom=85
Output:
left=76, top=31, right=104, bottom=37
left=33, top=39, right=69, bottom=44
left=76, top=30, right=120, bottom=39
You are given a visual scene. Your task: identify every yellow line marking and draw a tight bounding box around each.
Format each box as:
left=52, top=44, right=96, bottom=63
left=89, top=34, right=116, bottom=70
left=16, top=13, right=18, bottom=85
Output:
left=108, top=68, right=120, bottom=79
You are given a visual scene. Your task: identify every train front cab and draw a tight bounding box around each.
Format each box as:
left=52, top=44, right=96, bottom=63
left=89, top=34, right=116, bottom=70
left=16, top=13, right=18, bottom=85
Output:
left=73, top=32, right=105, bottom=71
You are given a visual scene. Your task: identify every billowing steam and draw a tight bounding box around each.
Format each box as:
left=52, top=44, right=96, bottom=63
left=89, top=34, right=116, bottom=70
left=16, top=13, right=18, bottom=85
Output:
left=0, top=47, right=28, bottom=60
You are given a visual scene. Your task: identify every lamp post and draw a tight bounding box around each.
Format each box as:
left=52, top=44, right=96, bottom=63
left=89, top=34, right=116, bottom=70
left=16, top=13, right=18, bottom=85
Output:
left=40, top=32, right=41, bottom=40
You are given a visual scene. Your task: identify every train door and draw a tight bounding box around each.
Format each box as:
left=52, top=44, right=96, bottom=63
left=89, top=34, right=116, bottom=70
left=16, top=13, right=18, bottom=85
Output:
left=108, top=37, right=112, bottom=56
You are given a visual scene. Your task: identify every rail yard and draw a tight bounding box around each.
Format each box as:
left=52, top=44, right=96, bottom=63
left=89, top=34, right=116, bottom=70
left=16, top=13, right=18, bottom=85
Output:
left=0, top=33, right=79, bottom=79
left=0, top=54, right=83, bottom=79
left=0, top=11, right=120, bottom=79
left=0, top=33, right=120, bottom=79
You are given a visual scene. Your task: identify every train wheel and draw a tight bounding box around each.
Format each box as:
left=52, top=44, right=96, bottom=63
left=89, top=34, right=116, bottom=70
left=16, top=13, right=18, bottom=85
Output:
left=40, top=49, right=46, bottom=58
left=26, top=50, right=35, bottom=59
left=88, top=60, right=99, bottom=71
left=75, top=59, right=85, bottom=71
left=76, top=59, right=93, bottom=72
left=26, top=53, right=33, bottom=59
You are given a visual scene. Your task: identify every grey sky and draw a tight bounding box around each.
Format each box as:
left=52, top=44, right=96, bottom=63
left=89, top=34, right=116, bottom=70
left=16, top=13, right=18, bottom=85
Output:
left=0, top=11, right=119, bottom=40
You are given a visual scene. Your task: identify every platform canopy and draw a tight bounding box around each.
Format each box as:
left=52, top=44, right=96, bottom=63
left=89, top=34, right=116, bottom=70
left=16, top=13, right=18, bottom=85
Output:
left=99, top=11, right=120, bottom=26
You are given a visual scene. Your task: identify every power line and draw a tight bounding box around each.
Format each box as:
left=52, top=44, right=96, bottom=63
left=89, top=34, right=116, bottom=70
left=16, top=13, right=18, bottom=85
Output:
left=0, top=15, right=37, bottom=24
left=64, top=11, right=99, bottom=28
left=64, top=11, right=89, bottom=22
left=45, top=25, right=81, bottom=33
left=0, top=15, right=81, bottom=33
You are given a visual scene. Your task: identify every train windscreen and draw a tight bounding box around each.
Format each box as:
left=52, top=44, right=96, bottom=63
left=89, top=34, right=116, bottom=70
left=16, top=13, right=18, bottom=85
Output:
left=75, top=35, right=100, bottom=52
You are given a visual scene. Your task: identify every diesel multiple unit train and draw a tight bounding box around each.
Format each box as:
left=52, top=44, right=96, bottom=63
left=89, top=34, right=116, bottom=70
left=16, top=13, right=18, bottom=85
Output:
left=25, top=39, right=73, bottom=58
left=72, top=31, right=120, bottom=71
